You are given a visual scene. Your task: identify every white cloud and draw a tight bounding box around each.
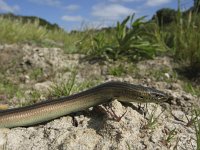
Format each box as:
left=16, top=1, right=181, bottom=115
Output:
left=29, top=0, right=61, bottom=7
left=92, top=4, right=134, bottom=20
left=146, top=0, right=171, bottom=6
left=61, top=15, right=83, bottom=22
left=82, top=20, right=111, bottom=30
left=65, top=4, right=80, bottom=11
left=0, top=0, right=20, bottom=12
left=109, top=0, right=139, bottom=2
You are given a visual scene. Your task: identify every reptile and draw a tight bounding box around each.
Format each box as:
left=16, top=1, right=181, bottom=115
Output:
left=0, top=81, right=168, bottom=128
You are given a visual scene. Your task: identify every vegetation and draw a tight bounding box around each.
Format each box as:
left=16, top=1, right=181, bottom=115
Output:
left=0, top=1, right=200, bottom=148
left=0, top=13, right=60, bottom=30
left=48, top=72, right=101, bottom=99
left=0, top=79, right=24, bottom=99
left=0, top=17, right=82, bottom=52
left=143, top=105, right=164, bottom=130
left=108, top=64, right=127, bottom=76
left=85, top=14, right=166, bottom=61
left=150, top=2, right=200, bottom=83
left=30, top=68, right=44, bottom=80
left=0, top=1, right=199, bottom=91
left=152, top=8, right=177, bottom=26
left=48, top=71, right=77, bottom=98
left=183, top=82, right=200, bottom=97
left=193, top=110, right=200, bottom=150
left=161, top=128, right=177, bottom=147
left=1, top=3, right=199, bottom=69
left=174, top=10, right=200, bottom=73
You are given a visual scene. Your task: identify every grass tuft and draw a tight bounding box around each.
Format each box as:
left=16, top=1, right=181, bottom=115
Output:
left=48, top=71, right=101, bottom=99
left=0, top=17, right=83, bottom=53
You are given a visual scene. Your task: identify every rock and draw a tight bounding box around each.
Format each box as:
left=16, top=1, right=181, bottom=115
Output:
left=164, top=73, right=170, bottom=79
left=34, top=81, right=53, bottom=93
left=182, top=93, right=193, bottom=101
left=20, top=45, right=79, bottom=75
left=0, top=44, right=199, bottom=150
left=0, top=128, right=9, bottom=149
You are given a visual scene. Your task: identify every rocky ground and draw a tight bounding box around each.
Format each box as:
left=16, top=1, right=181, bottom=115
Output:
left=0, top=44, right=199, bottom=150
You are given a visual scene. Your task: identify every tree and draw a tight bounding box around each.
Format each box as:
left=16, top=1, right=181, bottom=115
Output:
left=194, top=0, right=200, bottom=12
left=152, top=8, right=177, bottom=26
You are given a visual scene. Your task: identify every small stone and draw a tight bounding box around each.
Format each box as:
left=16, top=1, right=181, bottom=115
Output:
left=182, top=93, right=193, bottom=101
left=164, top=73, right=170, bottom=79
left=34, top=81, right=53, bottom=93
left=147, top=78, right=151, bottom=83
left=38, top=53, right=44, bottom=57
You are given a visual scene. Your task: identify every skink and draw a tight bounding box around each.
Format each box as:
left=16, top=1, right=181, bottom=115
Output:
left=0, top=81, right=168, bottom=128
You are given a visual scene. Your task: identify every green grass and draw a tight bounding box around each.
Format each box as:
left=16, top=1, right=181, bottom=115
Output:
left=107, top=63, right=139, bottom=77
left=187, top=109, right=200, bottom=149
left=30, top=68, right=44, bottom=80
left=0, top=13, right=175, bottom=62
left=0, top=75, right=42, bottom=106
left=0, top=17, right=83, bottom=53
left=183, top=82, right=200, bottom=97
left=108, top=64, right=127, bottom=77
left=0, top=13, right=164, bottom=61
left=195, top=114, right=200, bottom=150
left=161, top=128, right=177, bottom=147
left=155, top=9, right=200, bottom=72
left=85, top=14, right=166, bottom=61
left=20, top=90, right=42, bottom=107
left=48, top=72, right=77, bottom=98
left=195, top=122, right=200, bottom=150
left=1, top=7, right=200, bottom=66
left=0, top=78, right=24, bottom=99
left=77, top=28, right=116, bottom=60
left=174, top=12, right=200, bottom=70
left=142, top=105, right=164, bottom=130
left=48, top=72, right=101, bottom=99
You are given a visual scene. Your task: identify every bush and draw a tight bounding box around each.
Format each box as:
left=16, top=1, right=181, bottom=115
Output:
left=153, top=8, right=177, bottom=26
left=88, top=14, right=166, bottom=61
left=174, top=11, right=200, bottom=71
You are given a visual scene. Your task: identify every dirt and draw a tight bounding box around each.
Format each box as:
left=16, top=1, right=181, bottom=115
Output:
left=0, top=44, right=199, bottom=150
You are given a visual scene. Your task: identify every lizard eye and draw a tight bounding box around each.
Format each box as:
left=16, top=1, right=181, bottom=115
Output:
left=155, top=94, right=161, bottom=98
left=139, top=96, right=144, bottom=99
left=153, top=93, right=166, bottom=100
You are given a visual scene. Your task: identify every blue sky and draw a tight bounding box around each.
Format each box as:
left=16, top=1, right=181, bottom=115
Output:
left=0, top=0, right=193, bottom=31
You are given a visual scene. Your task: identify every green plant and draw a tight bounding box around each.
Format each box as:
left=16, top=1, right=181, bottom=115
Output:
left=183, top=82, right=200, bottom=97
left=185, top=109, right=200, bottom=149
left=163, top=128, right=177, bottom=144
left=153, top=8, right=177, bottom=26
left=185, top=109, right=200, bottom=126
left=0, top=79, right=24, bottom=99
left=174, top=8, right=200, bottom=70
left=30, top=68, right=44, bottom=80
left=194, top=111, right=200, bottom=150
left=88, top=32, right=110, bottom=60
left=0, top=17, right=88, bottom=53
left=110, top=14, right=165, bottom=61
left=86, top=14, right=165, bottom=61
left=195, top=121, right=200, bottom=150
left=151, top=23, right=173, bottom=50
left=48, top=72, right=77, bottom=98
left=108, top=64, right=127, bottom=76
left=48, top=71, right=101, bottom=99
left=143, top=105, right=164, bottom=130
left=177, top=109, right=200, bottom=149
left=74, top=79, right=101, bottom=93
left=29, top=90, right=41, bottom=101
left=152, top=1, right=200, bottom=79
left=21, top=90, right=42, bottom=106
left=194, top=0, right=200, bottom=12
